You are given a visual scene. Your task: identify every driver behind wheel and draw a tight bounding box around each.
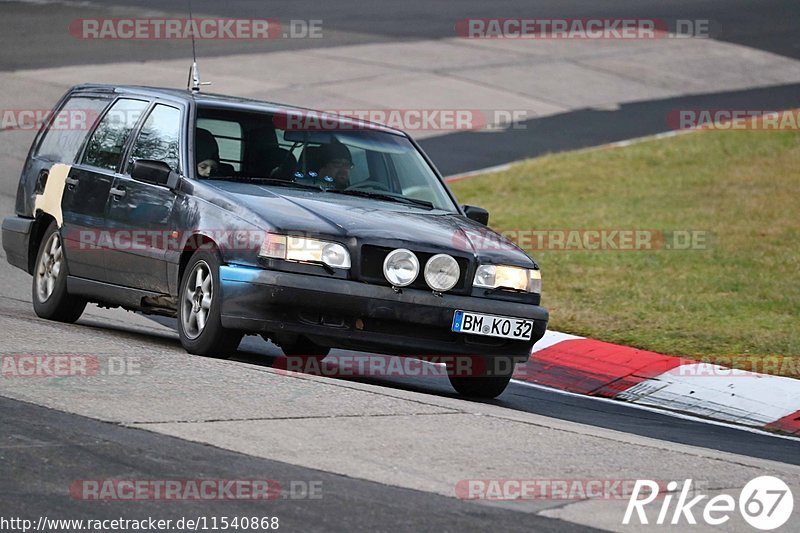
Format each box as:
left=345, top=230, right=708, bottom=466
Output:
left=317, top=141, right=353, bottom=190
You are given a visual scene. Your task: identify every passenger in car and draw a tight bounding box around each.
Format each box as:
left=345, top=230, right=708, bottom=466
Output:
left=197, top=158, right=219, bottom=178
left=317, top=141, right=353, bottom=190
left=195, top=128, right=234, bottom=178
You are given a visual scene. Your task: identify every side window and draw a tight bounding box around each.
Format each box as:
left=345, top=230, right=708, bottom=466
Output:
left=35, top=96, right=110, bottom=163
left=82, top=98, right=148, bottom=172
left=197, top=118, right=243, bottom=171
left=129, top=104, right=182, bottom=172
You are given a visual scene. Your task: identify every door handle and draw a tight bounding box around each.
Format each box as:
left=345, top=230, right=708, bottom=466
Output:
left=110, top=187, right=127, bottom=199
left=64, top=176, right=79, bottom=187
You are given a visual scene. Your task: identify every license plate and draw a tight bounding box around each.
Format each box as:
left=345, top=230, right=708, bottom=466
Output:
left=451, top=310, right=533, bottom=341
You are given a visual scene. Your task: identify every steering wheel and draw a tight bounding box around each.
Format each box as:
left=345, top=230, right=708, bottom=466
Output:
left=345, top=180, right=391, bottom=192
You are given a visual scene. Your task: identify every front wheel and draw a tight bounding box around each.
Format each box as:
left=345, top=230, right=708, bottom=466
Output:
left=31, top=221, right=86, bottom=323
left=448, top=375, right=512, bottom=399
left=177, top=249, right=242, bottom=358
left=447, top=356, right=515, bottom=399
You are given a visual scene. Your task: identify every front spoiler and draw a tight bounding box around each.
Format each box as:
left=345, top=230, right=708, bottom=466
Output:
left=219, top=265, right=548, bottom=359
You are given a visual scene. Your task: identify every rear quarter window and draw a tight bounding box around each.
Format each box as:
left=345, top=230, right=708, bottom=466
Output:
left=34, top=96, right=110, bottom=163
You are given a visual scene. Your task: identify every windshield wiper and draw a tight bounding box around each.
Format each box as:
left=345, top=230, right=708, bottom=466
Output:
left=209, top=176, right=323, bottom=191
left=328, top=189, right=434, bottom=209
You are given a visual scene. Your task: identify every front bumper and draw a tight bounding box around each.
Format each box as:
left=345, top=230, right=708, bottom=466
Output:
left=219, top=265, right=548, bottom=360
left=2, top=216, right=35, bottom=274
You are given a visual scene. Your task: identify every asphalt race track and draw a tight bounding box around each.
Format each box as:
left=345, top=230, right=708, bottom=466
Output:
left=3, top=0, right=798, bottom=69
left=2, top=397, right=591, bottom=533
left=1, top=1, right=799, bottom=531
left=2, top=260, right=799, bottom=530
left=2, top=0, right=800, bottom=174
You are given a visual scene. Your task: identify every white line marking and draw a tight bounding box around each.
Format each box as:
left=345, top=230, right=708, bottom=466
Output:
left=445, top=162, right=512, bottom=183
left=531, top=330, right=584, bottom=352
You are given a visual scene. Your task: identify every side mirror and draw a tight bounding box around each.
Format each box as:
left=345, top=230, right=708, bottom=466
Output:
left=131, top=159, right=180, bottom=189
left=462, top=205, right=489, bottom=226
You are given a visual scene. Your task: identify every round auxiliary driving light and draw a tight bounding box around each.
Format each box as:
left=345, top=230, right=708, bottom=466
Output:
left=424, top=254, right=460, bottom=292
left=383, top=248, right=419, bottom=287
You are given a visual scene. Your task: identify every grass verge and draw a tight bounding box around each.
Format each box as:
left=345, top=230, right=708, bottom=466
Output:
left=449, top=130, right=800, bottom=375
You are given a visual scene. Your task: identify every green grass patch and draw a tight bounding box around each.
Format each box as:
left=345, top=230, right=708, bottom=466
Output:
left=450, top=130, right=800, bottom=373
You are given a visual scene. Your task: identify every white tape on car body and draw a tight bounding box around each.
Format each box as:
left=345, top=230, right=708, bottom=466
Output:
left=33, top=163, right=71, bottom=227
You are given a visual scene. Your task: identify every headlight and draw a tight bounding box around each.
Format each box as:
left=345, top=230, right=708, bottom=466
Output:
left=260, top=234, right=351, bottom=269
left=473, top=265, right=541, bottom=293
left=424, top=254, right=460, bottom=292
left=383, top=248, right=419, bottom=287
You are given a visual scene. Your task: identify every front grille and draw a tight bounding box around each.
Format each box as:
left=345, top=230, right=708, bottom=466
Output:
left=359, top=245, right=472, bottom=294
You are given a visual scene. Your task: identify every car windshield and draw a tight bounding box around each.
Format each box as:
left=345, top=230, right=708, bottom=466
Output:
left=193, top=106, right=458, bottom=212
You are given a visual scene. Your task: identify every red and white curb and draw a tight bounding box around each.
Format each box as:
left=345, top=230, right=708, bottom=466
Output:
left=513, top=331, right=800, bottom=436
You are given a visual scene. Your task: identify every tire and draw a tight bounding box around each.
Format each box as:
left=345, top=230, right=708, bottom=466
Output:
left=31, top=221, right=86, bottom=323
left=448, top=375, right=512, bottom=399
left=447, top=355, right=514, bottom=399
left=177, top=249, right=242, bottom=358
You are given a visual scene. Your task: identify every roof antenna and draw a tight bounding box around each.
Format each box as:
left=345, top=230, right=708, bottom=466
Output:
left=186, top=0, right=210, bottom=92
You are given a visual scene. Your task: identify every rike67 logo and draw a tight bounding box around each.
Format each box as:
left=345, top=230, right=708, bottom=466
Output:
left=624, top=476, right=794, bottom=530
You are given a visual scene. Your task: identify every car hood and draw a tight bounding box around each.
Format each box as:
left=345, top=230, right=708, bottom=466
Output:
left=205, top=181, right=536, bottom=267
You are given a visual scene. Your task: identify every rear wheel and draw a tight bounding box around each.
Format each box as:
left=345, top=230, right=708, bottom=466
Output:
left=31, top=221, right=86, bottom=323
left=177, top=249, right=242, bottom=358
